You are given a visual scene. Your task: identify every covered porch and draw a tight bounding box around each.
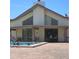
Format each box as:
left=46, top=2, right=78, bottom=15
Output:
left=10, top=25, right=45, bottom=42
left=10, top=25, right=68, bottom=42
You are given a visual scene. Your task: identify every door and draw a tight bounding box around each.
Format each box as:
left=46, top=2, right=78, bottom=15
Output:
left=45, top=29, right=58, bottom=42
left=22, top=28, right=32, bottom=42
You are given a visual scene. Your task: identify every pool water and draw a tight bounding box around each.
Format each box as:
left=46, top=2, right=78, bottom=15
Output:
left=10, top=42, right=38, bottom=46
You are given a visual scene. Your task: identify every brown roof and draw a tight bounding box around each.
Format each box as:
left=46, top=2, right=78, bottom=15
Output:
left=11, top=3, right=68, bottom=21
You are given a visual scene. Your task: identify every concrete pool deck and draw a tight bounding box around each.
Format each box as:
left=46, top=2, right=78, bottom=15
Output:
left=10, top=43, right=69, bottom=59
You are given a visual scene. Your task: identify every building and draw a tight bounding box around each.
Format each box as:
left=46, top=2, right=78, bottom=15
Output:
left=10, top=0, right=69, bottom=42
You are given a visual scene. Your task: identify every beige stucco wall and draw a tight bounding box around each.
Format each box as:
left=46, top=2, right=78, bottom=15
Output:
left=39, top=27, right=45, bottom=41
left=33, top=6, right=45, bottom=25
left=66, top=28, right=69, bottom=42
left=16, top=28, right=22, bottom=38
left=58, top=27, right=65, bottom=42
left=11, top=30, right=16, bottom=39
left=67, top=28, right=69, bottom=37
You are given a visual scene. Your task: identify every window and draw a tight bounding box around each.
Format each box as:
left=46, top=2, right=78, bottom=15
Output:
left=22, top=29, right=32, bottom=42
left=23, top=16, right=33, bottom=25
left=51, top=18, right=58, bottom=25
left=45, top=15, right=58, bottom=25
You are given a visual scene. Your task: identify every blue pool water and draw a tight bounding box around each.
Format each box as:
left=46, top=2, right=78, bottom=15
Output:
left=10, top=42, right=38, bottom=46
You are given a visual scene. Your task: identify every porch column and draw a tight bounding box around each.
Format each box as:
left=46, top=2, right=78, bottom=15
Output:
left=32, top=28, right=35, bottom=42
left=16, top=28, right=22, bottom=40
left=39, top=27, right=45, bottom=42
left=10, top=29, right=17, bottom=40
left=64, top=27, right=69, bottom=42
left=58, top=27, right=65, bottom=42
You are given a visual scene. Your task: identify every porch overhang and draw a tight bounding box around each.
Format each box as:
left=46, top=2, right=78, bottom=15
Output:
left=10, top=25, right=68, bottom=29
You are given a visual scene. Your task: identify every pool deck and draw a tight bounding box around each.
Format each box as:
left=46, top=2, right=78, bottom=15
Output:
left=10, top=43, right=69, bottom=59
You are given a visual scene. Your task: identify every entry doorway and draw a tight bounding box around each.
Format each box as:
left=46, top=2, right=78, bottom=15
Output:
left=45, top=29, right=58, bottom=42
left=22, top=28, right=32, bottom=42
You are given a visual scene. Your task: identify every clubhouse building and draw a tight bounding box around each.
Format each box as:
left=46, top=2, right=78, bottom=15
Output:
left=10, top=1, right=69, bottom=42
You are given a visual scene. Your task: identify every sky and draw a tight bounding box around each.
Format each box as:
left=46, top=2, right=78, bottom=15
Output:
left=10, top=0, right=69, bottom=19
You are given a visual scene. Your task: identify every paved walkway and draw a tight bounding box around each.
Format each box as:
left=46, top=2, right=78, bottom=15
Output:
left=10, top=43, right=69, bottom=59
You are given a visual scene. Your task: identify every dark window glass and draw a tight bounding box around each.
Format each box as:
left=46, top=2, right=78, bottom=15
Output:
left=23, top=16, right=33, bottom=25
left=51, top=18, right=58, bottom=25
left=45, top=15, right=58, bottom=25
left=22, top=29, right=32, bottom=42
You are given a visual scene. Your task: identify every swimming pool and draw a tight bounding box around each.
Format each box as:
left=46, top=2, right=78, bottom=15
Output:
left=10, top=42, right=39, bottom=46
left=10, top=42, right=47, bottom=47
